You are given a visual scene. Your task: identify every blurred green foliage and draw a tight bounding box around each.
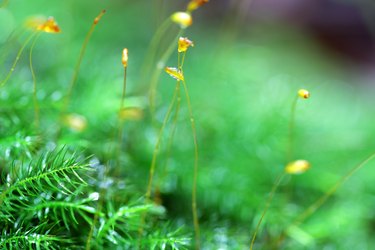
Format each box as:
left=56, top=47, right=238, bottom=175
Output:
left=1, top=0, right=375, bottom=249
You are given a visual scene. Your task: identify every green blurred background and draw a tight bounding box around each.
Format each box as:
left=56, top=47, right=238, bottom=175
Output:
left=1, top=0, right=375, bottom=249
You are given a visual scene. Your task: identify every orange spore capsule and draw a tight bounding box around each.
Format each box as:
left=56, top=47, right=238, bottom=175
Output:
left=94, top=10, right=106, bottom=24
left=63, top=113, right=87, bottom=132
left=38, top=17, right=60, bottom=33
left=298, top=89, right=310, bottom=99
left=165, top=67, right=184, bottom=81
left=122, top=48, right=128, bottom=68
left=171, top=12, right=193, bottom=28
left=187, top=0, right=209, bottom=12
left=285, top=160, right=310, bottom=174
left=178, top=37, right=194, bottom=53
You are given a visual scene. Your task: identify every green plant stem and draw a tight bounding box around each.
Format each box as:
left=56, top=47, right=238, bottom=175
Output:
left=141, top=18, right=172, bottom=81
left=145, top=84, right=178, bottom=200
left=154, top=81, right=181, bottom=203
left=85, top=165, right=108, bottom=250
left=116, top=67, right=127, bottom=168
left=154, top=51, right=185, bottom=200
left=0, top=0, right=9, bottom=8
left=287, top=95, right=298, bottom=162
left=153, top=0, right=166, bottom=28
left=290, top=152, right=375, bottom=229
left=138, top=82, right=179, bottom=247
left=61, top=10, right=106, bottom=116
left=149, top=28, right=183, bottom=118
left=29, top=33, right=42, bottom=130
left=120, top=67, right=127, bottom=111
left=181, top=79, right=200, bottom=250
left=0, top=32, right=37, bottom=88
left=250, top=173, right=286, bottom=250
left=0, top=28, right=25, bottom=66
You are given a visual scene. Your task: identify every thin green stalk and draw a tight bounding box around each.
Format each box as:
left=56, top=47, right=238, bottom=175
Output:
left=287, top=95, right=298, bottom=162
left=0, top=28, right=25, bottom=66
left=291, top=152, right=375, bottom=228
left=85, top=194, right=103, bottom=250
left=154, top=0, right=166, bottom=28
left=181, top=79, right=200, bottom=250
left=0, top=0, right=9, bottom=8
left=61, top=9, right=106, bottom=116
left=29, top=33, right=42, bottom=129
left=0, top=32, right=37, bottom=88
left=154, top=50, right=184, bottom=204
left=120, top=67, right=127, bottom=111
left=138, top=82, right=180, bottom=247
left=141, top=18, right=172, bottom=81
left=145, top=84, right=179, bottom=200
left=250, top=173, right=286, bottom=250
left=116, top=67, right=128, bottom=168
left=154, top=81, right=181, bottom=203
left=149, top=29, right=184, bottom=118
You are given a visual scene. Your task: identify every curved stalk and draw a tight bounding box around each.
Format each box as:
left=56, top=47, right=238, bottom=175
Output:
left=293, top=152, right=375, bottom=228
left=0, top=32, right=37, bottom=88
left=140, top=18, right=173, bottom=82
left=116, top=67, right=128, bottom=168
left=29, top=33, right=42, bottom=129
left=287, top=95, right=298, bottom=162
left=61, top=10, right=106, bottom=116
left=181, top=79, right=200, bottom=250
left=138, top=82, right=180, bottom=247
left=149, top=29, right=184, bottom=118
left=154, top=81, right=181, bottom=204
left=250, top=173, right=286, bottom=250
left=0, top=0, right=9, bottom=8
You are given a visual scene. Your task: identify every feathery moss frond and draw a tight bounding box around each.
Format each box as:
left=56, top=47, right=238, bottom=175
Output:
left=0, top=222, right=72, bottom=249
left=145, top=226, right=190, bottom=250
left=20, top=192, right=100, bottom=231
left=0, top=148, right=91, bottom=209
left=97, top=204, right=152, bottom=241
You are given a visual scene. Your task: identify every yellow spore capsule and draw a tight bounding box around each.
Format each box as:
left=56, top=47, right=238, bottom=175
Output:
left=122, top=48, right=128, bottom=68
left=298, top=89, right=310, bottom=99
left=285, top=160, right=310, bottom=174
left=26, top=16, right=61, bottom=33
left=178, top=37, right=194, bottom=53
left=171, top=12, right=193, bottom=28
left=119, top=107, right=143, bottom=121
left=187, top=0, right=209, bottom=12
left=63, top=113, right=87, bottom=132
left=165, top=67, right=184, bottom=81
left=37, top=16, right=61, bottom=33
left=94, top=9, right=106, bottom=25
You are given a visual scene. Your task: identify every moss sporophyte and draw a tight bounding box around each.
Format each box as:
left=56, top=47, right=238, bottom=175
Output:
left=146, top=0, right=209, bottom=118
left=27, top=16, right=61, bottom=129
left=250, top=89, right=311, bottom=250
left=139, top=37, right=201, bottom=249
